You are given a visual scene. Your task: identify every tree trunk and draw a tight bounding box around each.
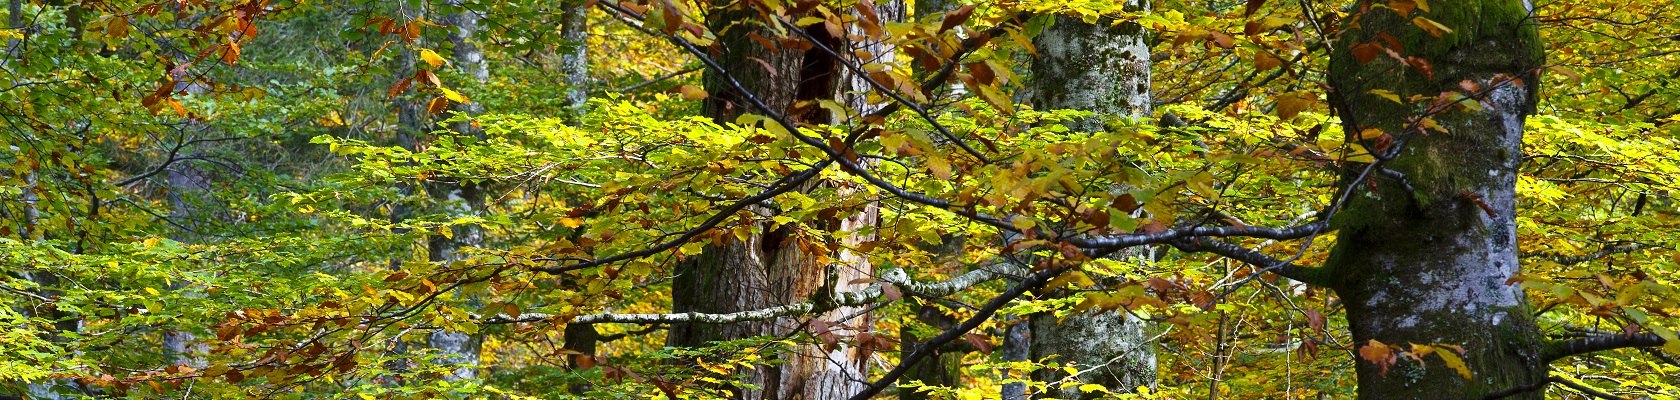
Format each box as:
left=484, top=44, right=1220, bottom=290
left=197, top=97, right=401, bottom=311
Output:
left=666, top=4, right=806, bottom=398
left=668, top=2, right=896, bottom=399
left=421, top=0, right=492, bottom=381
left=558, top=0, right=588, bottom=114
left=1323, top=2, right=1545, bottom=398
left=1025, top=4, right=1157, bottom=398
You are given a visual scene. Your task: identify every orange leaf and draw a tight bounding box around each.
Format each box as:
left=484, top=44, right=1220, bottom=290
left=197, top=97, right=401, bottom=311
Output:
left=426, top=96, right=450, bottom=114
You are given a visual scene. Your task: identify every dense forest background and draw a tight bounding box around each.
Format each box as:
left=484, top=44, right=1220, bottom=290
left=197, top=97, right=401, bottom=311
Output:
left=3, top=0, right=1680, bottom=399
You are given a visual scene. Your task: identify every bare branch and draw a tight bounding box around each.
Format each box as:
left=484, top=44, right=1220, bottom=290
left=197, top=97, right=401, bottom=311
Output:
left=1522, top=242, right=1654, bottom=266
left=1544, top=333, right=1668, bottom=363
left=492, top=263, right=1024, bottom=325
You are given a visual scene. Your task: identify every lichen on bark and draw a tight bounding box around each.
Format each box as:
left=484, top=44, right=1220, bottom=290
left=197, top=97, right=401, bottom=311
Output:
left=1323, top=1, right=1549, bottom=398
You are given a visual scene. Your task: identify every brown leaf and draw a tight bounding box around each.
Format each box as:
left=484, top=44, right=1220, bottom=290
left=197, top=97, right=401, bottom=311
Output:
left=1245, top=0, right=1267, bottom=17
left=387, top=77, right=411, bottom=98
left=426, top=96, right=450, bottom=114
left=1207, top=32, right=1235, bottom=49
left=940, top=5, right=975, bottom=33
left=965, top=333, right=994, bottom=354
left=969, top=62, right=996, bottom=85
left=1351, top=42, right=1381, bottom=64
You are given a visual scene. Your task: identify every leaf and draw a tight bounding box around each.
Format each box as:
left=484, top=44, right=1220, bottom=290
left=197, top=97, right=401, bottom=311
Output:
left=927, top=156, right=953, bottom=180
left=1254, top=51, right=1283, bottom=71
left=677, top=84, right=708, bottom=100
left=1358, top=339, right=1397, bottom=376
left=1244, top=0, right=1267, bottom=17
left=426, top=96, right=450, bottom=114
left=441, top=87, right=469, bottom=103
left=107, top=16, right=130, bottom=39
left=1351, top=42, right=1382, bottom=64
left=1369, top=89, right=1402, bottom=104
left=939, top=5, right=974, bottom=33
left=1434, top=348, right=1472, bottom=379
left=1275, top=91, right=1313, bottom=120
left=1412, top=16, right=1453, bottom=38
left=882, top=285, right=902, bottom=301
left=387, top=77, right=411, bottom=98
left=420, top=48, right=446, bottom=68
left=1207, top=32, right=1235, bottom=49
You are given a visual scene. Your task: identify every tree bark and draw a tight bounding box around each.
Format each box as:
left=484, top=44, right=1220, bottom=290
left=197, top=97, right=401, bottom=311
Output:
left=420, top=0, right=492, bottom=381
left=558, top=0, right=589, bottom=114
left=1324, top=2, right=1546, bottom=398
left=1024, top=4, right=1157, bottom=398
left=668, top=2, right=897, bottom=399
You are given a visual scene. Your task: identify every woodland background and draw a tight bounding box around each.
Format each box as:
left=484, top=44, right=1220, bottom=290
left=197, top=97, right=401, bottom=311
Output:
left=3, top=0, right=1680, bottom=399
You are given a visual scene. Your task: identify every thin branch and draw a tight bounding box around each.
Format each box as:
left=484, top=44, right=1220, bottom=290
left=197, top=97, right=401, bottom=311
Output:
left=490, top=263, right=1023, bottom=325
left=1543, top=332, right=1668, bottom=363
left=849, top=264, right=1072, bottom=400
left=530, top=160, right=831, bottom=274
left=1522, top=242, right=1654, bottom=266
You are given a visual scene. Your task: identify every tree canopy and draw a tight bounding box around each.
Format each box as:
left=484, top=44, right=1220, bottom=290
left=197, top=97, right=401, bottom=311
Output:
left=3, top=0, right=1679, bottom=399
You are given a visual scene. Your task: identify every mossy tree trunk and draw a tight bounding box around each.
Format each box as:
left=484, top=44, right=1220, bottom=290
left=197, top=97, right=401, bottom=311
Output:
left=1024, top=3, right=1157, bottom=397
left=1324, top=1, right=1546, bottom=398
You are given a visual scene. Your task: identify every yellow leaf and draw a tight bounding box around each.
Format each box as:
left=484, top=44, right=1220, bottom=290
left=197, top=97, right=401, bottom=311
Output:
left=559, top=217, right=584, bottom=228
left=1415, top=0, right=1430, bottom=13
left=1359, top=128, right=1386, bottom=140
left=1412, top=16, right=1452, bottom=38
left=420, top=48, right=446, bottom=68
left=677, top=84, right=708, bottom=100
left=1009, top=215, right=1036, bottom=231
left=440, top=87, right=469, bottom=104
left=927, top=157, right=952, bottom=180
left=1369, top=89, right=1402, bottom=104
left=144, top=287, right=161, bottom=296
left=1434, top=348, right=1472, bottom=379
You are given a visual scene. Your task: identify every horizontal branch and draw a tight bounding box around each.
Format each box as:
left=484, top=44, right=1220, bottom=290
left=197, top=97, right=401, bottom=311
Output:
left=1170, top=236, right=1331, bottom=287
left=488, top=264, right=1023, bottom=325
left=1522, top=242, right=1654, bottom=266
left=1543, top=332, right=1668, bottom=363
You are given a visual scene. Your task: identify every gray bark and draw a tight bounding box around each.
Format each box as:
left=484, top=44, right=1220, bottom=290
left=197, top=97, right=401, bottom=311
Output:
left=1023, top=3, right=1157, bottom=398
left=421, top=0, right=492, bottom=381
left=1324, top=1, right=1547, bottom=398
left=559, top=0, right=588, bottom=113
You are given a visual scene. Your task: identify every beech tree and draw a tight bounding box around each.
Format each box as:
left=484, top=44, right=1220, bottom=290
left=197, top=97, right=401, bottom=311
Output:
left=4, top=0, right=1680, bottom=399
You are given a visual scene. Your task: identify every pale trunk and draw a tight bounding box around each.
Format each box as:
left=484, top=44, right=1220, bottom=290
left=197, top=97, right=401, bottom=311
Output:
left=422, top=0, right=491, bottom=381
left=1324, top=2, right=1545, bottom=398
left=1025, top=4, right=1157, bottom=397
left=559, top=0, right=588, bottom=113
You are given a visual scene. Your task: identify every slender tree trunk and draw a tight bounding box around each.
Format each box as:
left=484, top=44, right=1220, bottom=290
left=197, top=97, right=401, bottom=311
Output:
left=420, top=0, right=492, bottom=381
left=558, top=0, right=589, bottom=114
left=1323, top=2, right=1546, bottom=398
left=163, top=149, right=209, bottom=367
left=1024, top=4, right=1157, bottom=397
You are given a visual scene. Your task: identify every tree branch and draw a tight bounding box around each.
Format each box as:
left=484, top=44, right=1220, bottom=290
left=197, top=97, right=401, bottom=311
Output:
left=1521, top=242, right=1654, bottom=266
left=490, top=263, right=1024, bottom=325
left=1169, top=236, right=1331, bottom=287
left=1543, top=332, right=1668, bottom=363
